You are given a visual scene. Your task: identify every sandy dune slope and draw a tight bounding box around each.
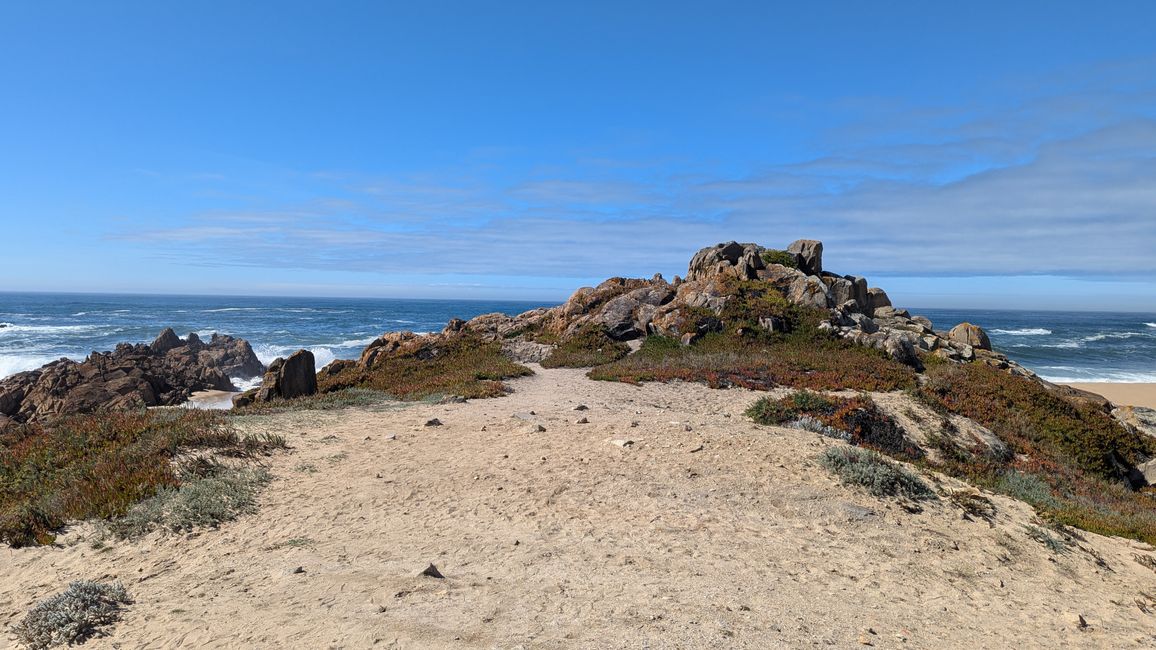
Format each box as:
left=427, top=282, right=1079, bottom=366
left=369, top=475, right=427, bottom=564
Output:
left=5, top=366, right=1156, bottom=648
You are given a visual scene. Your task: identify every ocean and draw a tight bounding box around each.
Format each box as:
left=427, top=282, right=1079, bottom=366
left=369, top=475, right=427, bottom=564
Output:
left=0, top=293, right=1153, bottom=384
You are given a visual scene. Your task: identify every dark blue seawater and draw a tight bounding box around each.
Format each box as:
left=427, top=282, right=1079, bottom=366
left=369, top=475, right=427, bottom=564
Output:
left=1, top=293, right=1153, bottom=384
left=0, top=292, right=552, bottom=382
left=916, top=308, right=1156, bottom=383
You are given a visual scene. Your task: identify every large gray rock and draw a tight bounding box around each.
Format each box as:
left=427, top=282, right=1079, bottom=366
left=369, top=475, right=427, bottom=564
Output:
left=786, top=239, right=823, bottom=276
left=237, top=349, right=318, bottom=407
left=686, top=241, right=764, bottom=281
left=865, top=288, right=891, bottom=315
left=278, top=349, right=318, bottom=398
left=845, top=276, right=868, bottom=312
left=947, top=322, right=992, bottom=351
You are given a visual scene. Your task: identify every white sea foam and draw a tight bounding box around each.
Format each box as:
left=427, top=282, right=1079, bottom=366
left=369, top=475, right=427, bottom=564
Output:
left=202, top=307, right=261, bottom=313
left=335, top=335, right=379, bottom=348
left=0, top=323, right=108, bottom=336
left=1147, top=322, right=1156, bottom=329
left=1083, top=332, right=1142, bottom=342
left=1041, top=371, right=1156, bottom=383
left=253, top=343, right=341, bottom=371
left=991, top=328, right=1052, bottom=336
left=231, top=375, right=263, bottom=391
left=0, top=354, right=74, bottom=379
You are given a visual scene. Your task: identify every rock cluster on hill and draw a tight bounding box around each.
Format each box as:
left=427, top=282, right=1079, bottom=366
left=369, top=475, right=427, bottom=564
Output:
left=385, top=239, right=1028, bottom=378
left=0, top=328, right=263, bottom=426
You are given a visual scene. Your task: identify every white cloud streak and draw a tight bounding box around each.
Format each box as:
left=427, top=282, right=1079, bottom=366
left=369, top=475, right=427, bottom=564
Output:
left=118, top=60, right=1156, bottom=283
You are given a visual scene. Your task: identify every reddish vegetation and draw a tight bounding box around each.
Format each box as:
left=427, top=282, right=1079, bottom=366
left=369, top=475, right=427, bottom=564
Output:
left=0, top=410, right=252, bottom=547
left=590, top=333, right=917, bottom=393
left=317, top=333, right=532, bottom=400
left=916, top=361, right=1156, bottom=543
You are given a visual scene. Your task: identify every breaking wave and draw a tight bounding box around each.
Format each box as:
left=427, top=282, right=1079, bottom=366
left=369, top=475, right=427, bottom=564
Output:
left=991, top=328, right=1052, bottom=336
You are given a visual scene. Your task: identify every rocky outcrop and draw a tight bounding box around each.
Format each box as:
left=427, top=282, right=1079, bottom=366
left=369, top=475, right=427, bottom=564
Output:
left=0, top=328, right=264, bottom=424
left=786, top=239, right=823, bottom=276
left=232, top=349, right=317, bottom=407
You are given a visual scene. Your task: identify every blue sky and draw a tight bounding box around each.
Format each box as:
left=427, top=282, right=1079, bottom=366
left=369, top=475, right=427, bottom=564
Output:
left=2, top=2, right=1155, bottom=310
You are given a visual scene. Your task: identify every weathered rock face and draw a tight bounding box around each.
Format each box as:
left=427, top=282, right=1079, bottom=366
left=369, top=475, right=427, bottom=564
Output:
left=948, top=323, right=992, bottom=351
left=686, top=241, right=765, bottom=282
left=786, top=239, right=823, bottom=276
left=865, top=288, right=891, bottom=316
left=233, top=349, right=317, bottom=407
left=0, top=328, right=264, bottom=424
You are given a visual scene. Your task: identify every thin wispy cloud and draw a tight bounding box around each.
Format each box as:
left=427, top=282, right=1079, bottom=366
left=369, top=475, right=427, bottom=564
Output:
left=117, top=59, right=1156, bottom=286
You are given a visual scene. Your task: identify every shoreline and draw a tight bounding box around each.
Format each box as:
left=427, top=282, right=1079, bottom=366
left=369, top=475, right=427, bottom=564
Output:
left=1063, top=382, right=1156, bottom=410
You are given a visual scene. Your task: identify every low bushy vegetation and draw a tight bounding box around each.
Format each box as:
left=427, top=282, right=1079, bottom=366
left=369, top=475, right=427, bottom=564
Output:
left=592, top=332, right=916, bottom=392
left=0, top=409, right=280, bottom=547
left=819, top=446, right=934, bottom=500
left=919, top=362, right=1154, bottom=481
left=106, top=465, right=271, bottom=538
left=317, top=333, right=532, bottom=400
left=232, top=387, right=393, bottom=414
left=540, top=325, right=630, bottom=368
left=760, top=249, right=798, bottom=268
left=747, top=391, right=922, bottom=460
left=14, top=580, right=131, bottom=650
left=916, top=361, right=1156, bottom=543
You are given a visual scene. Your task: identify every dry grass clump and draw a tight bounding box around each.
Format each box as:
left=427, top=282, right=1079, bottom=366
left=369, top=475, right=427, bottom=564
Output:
left=946, top=489, right=997, bottom=525
left=747, top=391, right=923, bottom=460
left=14, top=580, right=131, bottom=650
left=0, top=409, right=278, bottom=547
left=317, top=333, right=532, bottom=400
left=819, top=446, right=934, bottom=500
left=540, top=325, right=630, bottom=368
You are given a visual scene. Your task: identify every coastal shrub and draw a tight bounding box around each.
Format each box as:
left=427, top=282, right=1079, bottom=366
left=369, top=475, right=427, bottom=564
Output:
left=746, top=392, right=922, bottom=459
left=106, top=466, right=270, bottom=539
left=819, top=446, right=934, bottom=500
left=918, top=362, right=1154, bottom=481
left=316, top=333, right=532, bottom=400
left=591, top=332, right=916, bottom=392
left=788, top=415, right=848, bottom=441
left=913, top=361, right=1156, bottom=544
left=0, top=409, right=271, bottom=547
left=14, top=580, right=131, bottom=650
left=540, top=325, right=630, bottom=368
left=760, top=249, right=798, bottom=268
left=232, top=387, right=392, bottom=414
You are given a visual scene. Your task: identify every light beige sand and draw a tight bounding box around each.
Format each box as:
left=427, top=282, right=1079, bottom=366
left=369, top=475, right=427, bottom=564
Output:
left=1065, top=383, right=1156, bottom=410
left=5, top=367, right=1156, bottom=647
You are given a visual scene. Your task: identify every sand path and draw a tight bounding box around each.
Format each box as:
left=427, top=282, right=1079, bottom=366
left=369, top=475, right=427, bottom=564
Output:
left=5, top=366, right=1156, bottom=648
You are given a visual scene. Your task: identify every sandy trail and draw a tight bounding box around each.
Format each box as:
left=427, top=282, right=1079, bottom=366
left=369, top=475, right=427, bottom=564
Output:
left=5, top=366, right=1156, bottom=648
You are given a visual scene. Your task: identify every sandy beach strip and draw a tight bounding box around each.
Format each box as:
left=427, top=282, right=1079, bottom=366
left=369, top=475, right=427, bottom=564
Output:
left=1064, top=382, right=1156, bottom=409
